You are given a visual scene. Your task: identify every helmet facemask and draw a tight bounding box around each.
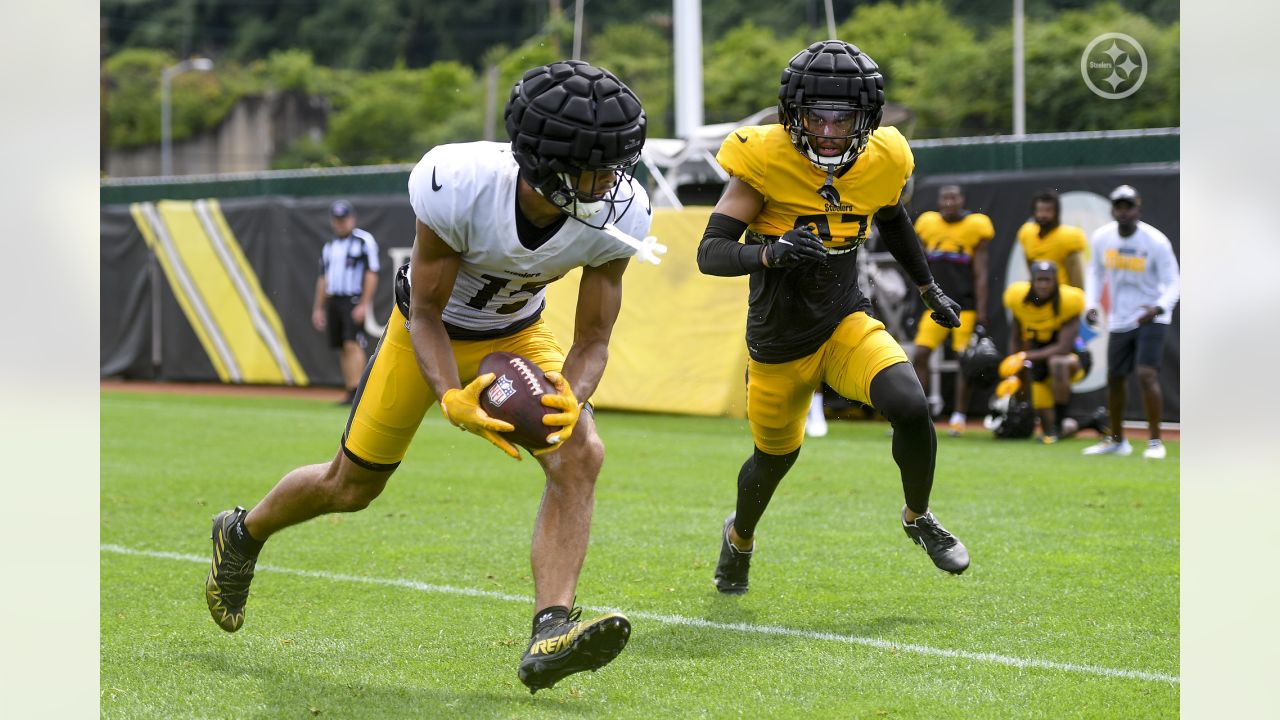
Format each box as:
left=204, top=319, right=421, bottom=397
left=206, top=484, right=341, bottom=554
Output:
left=531, top=161, right=640, bottom=228
left=793, top=102, right=876, bottom=171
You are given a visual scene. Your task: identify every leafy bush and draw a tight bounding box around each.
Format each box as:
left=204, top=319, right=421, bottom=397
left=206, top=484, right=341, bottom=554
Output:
left=104, top=49, right=238, bottom=149
left=101, top=2, right=1180, bottom=169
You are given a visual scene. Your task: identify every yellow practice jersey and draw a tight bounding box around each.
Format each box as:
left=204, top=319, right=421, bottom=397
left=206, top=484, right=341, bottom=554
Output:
left=916, top=211, right=994, bottom=257
left=915, top=210, right=994, bottom=309
left=716, top=124, right=912, bottom=254
left=1003, top=281, right=1085, bottom=345
left=1016, top=223, right=1087, bottom=286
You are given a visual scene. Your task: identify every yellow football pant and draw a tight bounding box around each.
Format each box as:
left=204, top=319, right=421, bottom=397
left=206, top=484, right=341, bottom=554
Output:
left=912, top=309, right=977, bottom=352
left=342, top=306, right=566, bottom=469
left=747, top=312, right=908, bottom=455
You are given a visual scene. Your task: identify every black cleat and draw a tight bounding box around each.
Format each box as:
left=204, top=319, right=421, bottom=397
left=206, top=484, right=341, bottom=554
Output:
left=205, top=507, right=259, bottom=632
left=517, top=609, right=631, bottom=693
left=714, top=513, right=753, bottom=595
left=902, top=509, right=970, bottom=575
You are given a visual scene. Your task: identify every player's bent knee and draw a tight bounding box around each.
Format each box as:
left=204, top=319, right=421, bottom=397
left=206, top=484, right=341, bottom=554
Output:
left=869, top=364, right=930, bottom=425
left=562, top=429, right=605, bottom=472
left=334, top=480, right=384, bottom=511
left=540, top=421, right=605, bottom=480
left=326, top=456, right=391, bottom=512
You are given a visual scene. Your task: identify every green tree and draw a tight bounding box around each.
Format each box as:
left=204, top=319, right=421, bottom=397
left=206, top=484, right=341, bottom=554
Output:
left=975, top=2, right=1179, bottom=133
left=588, top=23, right=674, bottom=137
left=837, top=1, right=994, bottom=137
left=481, top=27, right=567, bottom=141
left=103, top=48, right=239, bottom=148
left=325, top=62, right=482, bottom=165
left=702, top=22, right=806, bottom=124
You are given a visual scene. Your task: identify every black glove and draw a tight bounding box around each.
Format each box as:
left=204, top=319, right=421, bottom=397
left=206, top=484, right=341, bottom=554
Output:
left=764, top=227, right=827, bottom=268
left=920, top=282, right=961, bottom=328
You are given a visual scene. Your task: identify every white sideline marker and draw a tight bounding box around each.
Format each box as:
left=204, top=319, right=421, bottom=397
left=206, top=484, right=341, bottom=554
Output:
left=102, top=544, right=1178, bottom=685
left=603, top=223, right=667, bottom=265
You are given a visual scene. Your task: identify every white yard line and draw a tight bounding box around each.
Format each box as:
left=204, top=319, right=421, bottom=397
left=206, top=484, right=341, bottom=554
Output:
left=102, top=544, right=1179, bottom=685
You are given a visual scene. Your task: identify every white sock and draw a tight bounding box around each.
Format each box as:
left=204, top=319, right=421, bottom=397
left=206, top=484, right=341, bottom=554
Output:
left=949, top=412, right=966, bottom=425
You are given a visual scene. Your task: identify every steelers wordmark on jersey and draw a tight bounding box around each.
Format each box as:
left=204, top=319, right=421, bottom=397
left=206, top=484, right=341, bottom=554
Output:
left=716, top=125, right=912, bottom=254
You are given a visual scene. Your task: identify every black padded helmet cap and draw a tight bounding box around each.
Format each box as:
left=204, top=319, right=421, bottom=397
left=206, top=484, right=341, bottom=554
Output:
left=778, top=40, right=886, bottom=114
left=505, top=61, right=646, bottom=185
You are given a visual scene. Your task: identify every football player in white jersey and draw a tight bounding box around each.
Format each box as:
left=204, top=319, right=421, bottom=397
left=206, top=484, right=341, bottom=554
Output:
left=205, top=61, right=651, bottom=693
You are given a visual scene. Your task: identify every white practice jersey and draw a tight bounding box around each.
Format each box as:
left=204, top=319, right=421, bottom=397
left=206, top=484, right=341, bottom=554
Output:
left=408, top=141, right=652, bottom=335
left=1086, top=220, right=1181, bottom=333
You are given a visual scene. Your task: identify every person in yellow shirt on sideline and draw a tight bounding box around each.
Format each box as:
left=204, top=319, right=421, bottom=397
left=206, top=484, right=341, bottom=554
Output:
left=910, top=184, right=994, bottom=436
left=1001, top=260, right=1088, bottom=442
left=1016, top=190, right=1086, bottom=288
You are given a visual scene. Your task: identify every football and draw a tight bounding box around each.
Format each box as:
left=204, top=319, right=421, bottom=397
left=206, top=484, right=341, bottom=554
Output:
left=477, top=352, right=558, bottom=451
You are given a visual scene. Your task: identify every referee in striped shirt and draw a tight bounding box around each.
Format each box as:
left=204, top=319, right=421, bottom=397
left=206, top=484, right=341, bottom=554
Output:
left=312, top=200, right=380, bottom=404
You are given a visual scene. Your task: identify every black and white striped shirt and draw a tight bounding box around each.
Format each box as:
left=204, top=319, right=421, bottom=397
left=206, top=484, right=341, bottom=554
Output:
left=320, top=228, right=380, bottom=297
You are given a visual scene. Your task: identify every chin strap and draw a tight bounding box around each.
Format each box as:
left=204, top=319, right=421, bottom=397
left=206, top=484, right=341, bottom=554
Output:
left=817, top=167, right=841, bottom=206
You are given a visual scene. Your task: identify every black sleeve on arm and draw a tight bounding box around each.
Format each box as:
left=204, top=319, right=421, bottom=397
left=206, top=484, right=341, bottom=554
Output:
left=697, top=213, right=763, bottom=277
left=874, top=203, right=934, bottom=287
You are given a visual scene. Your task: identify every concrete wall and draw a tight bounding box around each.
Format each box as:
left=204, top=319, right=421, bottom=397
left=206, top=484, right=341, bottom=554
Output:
left=105, top=92, right=329, bottom=178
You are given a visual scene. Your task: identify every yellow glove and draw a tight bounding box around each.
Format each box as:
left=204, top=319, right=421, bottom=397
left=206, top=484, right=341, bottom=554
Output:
left=531, top=371, right=583, bottom=457
left=440, top=373, right=520, bottom=461
left=999, top=351, right=1028, bottom=379
left=995, top=375, right=1022, bottom=399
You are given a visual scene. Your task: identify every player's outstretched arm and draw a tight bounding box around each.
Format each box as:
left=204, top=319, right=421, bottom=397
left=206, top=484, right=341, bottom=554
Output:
left=560, top=257, right=628, bottom=404
left=408, top=219, right=518, bottom=461
left=877, top=202, right=961, bottom=327
left=874, top=202, right=934, bottom=287
left=697, top=177, right=767, bottom=276
left=408, top=219, right=464, bottom=396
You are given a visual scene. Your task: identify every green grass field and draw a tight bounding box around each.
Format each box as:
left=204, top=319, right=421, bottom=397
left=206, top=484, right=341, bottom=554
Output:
left=101, top=389, right=1178, bottom=718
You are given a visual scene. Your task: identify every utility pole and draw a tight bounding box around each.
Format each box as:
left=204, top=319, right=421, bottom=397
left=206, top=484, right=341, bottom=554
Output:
left=673, top=0, right=704, bottom=139
left=1013, top=0, right=1026, bottom=137
left=160, top=57, right=214, bottom=176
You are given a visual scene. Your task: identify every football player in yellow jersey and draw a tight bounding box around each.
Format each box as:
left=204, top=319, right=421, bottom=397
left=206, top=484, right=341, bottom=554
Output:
left=697, top=40, right=970, bottom=593
left=1002, top=261, right=1088, bottom=442
left=910, top=184, right=995, bottom=436
left=1016, top=190, right=1087, bottom=288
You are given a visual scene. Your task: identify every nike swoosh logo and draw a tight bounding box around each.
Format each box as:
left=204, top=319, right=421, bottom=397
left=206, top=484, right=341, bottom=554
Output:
left=431, top=168, right=442, bottom=192
left=734, top=133, right=747, bottom=143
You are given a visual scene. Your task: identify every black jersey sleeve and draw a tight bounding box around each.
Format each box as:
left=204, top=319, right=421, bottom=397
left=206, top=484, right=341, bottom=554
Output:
left=696, top=213, right=763, bottom=276
left=874, top=203, right=934, bottom=287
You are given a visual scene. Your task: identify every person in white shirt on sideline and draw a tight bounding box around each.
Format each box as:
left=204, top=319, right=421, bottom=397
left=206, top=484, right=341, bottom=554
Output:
left=1082, top=185, right=1180, bottom=459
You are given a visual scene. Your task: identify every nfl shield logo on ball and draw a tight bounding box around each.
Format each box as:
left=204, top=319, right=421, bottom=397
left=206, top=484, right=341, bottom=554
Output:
left=486, top=375, right=517, bottom=407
